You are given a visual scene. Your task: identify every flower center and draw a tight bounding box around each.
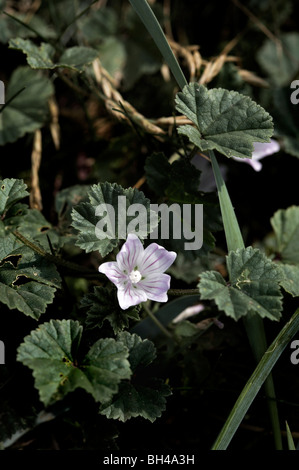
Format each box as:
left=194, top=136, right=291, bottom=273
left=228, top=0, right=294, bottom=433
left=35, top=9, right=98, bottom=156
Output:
left=129, top=269, right=142, bottom=284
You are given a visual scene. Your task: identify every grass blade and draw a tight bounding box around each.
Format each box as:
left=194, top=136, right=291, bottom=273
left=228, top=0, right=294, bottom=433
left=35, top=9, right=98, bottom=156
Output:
left=128, top=0, right=187, bottom=91
left=212, top=308, right=299, bottom=450
left=209, top=150, right=244, bottom=251
left=286, top=421, right=296, bottom=450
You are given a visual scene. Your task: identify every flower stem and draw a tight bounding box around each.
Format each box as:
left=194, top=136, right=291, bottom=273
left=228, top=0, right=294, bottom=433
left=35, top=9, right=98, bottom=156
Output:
left=12, top=230, right=104, bottom=279
left=142, top=303, right=172, bottom=338
left=168, top=288, right=199, bottom=296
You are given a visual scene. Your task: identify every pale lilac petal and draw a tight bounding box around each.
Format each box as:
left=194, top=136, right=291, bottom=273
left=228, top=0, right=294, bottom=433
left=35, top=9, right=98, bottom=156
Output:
left=252, top=139, right=280, bottom=159
left=116, top=233, right=144, bottom=272
left=98, top=234, right=177, bottom=310
left=139, top=243, right=177, bottom=276
left=138, top=273, right=171, bottom=303
left=117, top=283, right=148, bottom=310
left=98, top=261, right=127, bottom=287
left=172, top=303, right=205, bottom=324
left=231, top=139, right=280, bottom=171
left=247, top=159, right=262, bottom=172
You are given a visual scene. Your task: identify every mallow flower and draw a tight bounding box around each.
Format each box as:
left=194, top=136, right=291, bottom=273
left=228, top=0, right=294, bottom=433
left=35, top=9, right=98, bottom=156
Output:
left=98, top=233, right=177, bottom=310
left=231, top=139, right=280, bottom=171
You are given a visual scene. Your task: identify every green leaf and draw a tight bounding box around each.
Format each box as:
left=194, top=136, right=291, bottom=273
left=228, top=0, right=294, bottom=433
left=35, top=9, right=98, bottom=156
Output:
left=0, top=66, right=54, bottom=145
left=71, top=182, right=158, bottom=257
left=0, top=233, right=61, bottom=319
left=100, top=380, right=171, bottom=423
left=144, top=153, right=221, bottom=259
left=199, top=247, right=283, bottom=321
left=0, top=399, right=36, bottom=446
left=117, top=331, right=156, bottom=371
left=175, top=83, right=273, bottom=159
left=81, top=286, right=140, bottom=335
left=144, top=152, right=170, bottom=197
left=9, top=39, right=55, bottom=68
left=96, top=37, right=126, bottom=79
left=0, top=178, right=29, bottom=216
left=0, top=12, right=56, bottom=44
left=279, top=264, right=299, bottom=297
left=270, top=206, right=299, bottom=298
left=0, top=282, right=56, bottom=320
left=58, top=46, right=99, bottom=70
left=81, top=337, right=132, bottom=403
left=144, top=152, right=206, bottom=201
left=9, top=38, right=99, bottom=71
left=256, top=33, right=299, bottom=87
left=168, top=252, right=211, bottom=283
left=0, top=242, right=61, bottom=289
left=4, top=204, right=65, bottom=252
left=78, top=8, right=118, bottom=43
left=100, top=332, right=171, bottom=422
left=122, top=38, right=161, bottom=90
left=17, top=320, right=131, bottom=406
left=271, top=206, right=299, bottom=264
left=55, top=185, right=91, bottom=219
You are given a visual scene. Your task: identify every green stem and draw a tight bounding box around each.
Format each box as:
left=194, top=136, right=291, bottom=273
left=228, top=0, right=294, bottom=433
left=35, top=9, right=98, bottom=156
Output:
left=143, top=303, right=172, bottom=338
left=3, top=11, right=50, bottom=44
left=55, top=0, right=98, bottom=45
left=12, top=230, right=104, bottom=279
left=168, top=289, right=199, bottom=296
left=0, top=87, right=26, bottom=114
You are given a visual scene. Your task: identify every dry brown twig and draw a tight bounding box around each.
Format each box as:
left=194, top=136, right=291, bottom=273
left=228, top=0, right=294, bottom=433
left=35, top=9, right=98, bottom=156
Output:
left=92, top=59, right=166, bottom=139
left=29, top=129, right=43, bottom=211
left=48, top=97, right=60, bottom=150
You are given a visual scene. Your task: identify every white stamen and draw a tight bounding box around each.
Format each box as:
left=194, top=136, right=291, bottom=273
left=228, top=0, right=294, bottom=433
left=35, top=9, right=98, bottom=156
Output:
left=129, top=270, right=142, bottom=284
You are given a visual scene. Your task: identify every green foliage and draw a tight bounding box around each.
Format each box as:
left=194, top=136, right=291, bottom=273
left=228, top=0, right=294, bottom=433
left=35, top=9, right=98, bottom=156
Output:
left=0, top=178, right=61, bottom=318
left=81, top=286, right=140, bottom=334
left=79, top=7, right=118, bottom=41
left=0, top=178, right=29, bottom=216
left=0, top=66, right=54, bottom=145
left=0, top=11, right=56, bottom=43
left=199, top=247, right=283, bottom=321
left=279, top=264, right=299, bottom=297
left=9, top=38, right=100, bottom=71
left=1, top=0, right=299, bottom=452
left=71, top=182, right=158, bottom=257
left=256, top=33, right=299, bottom=86
left=271, top=206, right=299, bottom=264
left=270, top=206, right=299, bottom=297
left=100, top=332, right=171, bottom=422
left=144, top=153, right=222, bottom=258
left=17, top=319, right=132, bottom=406
left=100, top=380, right=171, bottom=423
left=175, top=83, right=273, bottom=159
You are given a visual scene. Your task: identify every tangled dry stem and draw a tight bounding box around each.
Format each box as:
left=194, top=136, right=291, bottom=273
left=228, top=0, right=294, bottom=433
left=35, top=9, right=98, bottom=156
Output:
left=90, top=34, right=269, bottom=140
